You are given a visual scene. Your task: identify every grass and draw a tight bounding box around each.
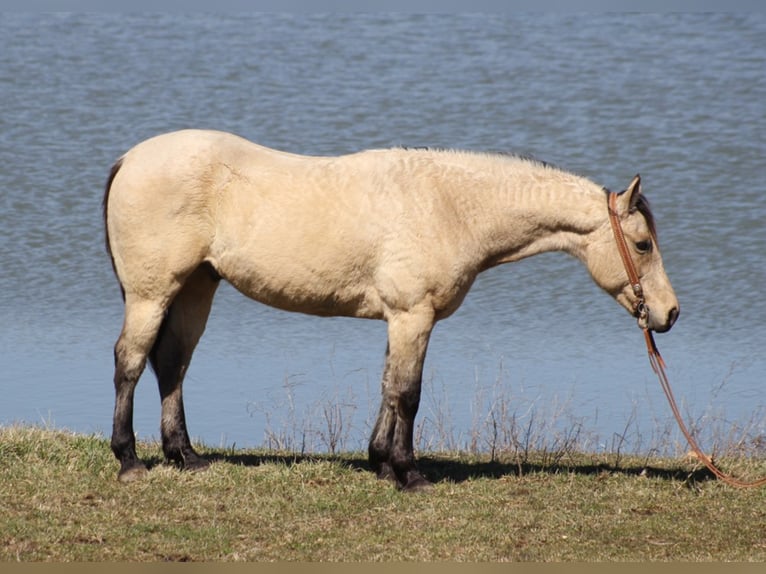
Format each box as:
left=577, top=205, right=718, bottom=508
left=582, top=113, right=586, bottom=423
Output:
left=1, top=425, right=765, bottom=561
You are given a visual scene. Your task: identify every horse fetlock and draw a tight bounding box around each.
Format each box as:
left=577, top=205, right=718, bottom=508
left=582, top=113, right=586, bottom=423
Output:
left=179, top=446, right=209, bottom=472
left=388, top=449, right=429, bottom=491
left=371, top=455, right=430, bottom=491
left=368, top=442, right=390, bottom=474
left=162, top=441, right=208, bottom=472
left=372, top=461, right=397, bottom=483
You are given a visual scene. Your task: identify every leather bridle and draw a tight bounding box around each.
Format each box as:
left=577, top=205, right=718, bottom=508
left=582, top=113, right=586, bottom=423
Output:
left=606, top=190, right=766, bottom=488
left=607, top=191, right=649, bottom=328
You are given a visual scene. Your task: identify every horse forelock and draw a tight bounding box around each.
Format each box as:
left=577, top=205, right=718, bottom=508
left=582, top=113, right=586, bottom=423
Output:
left=604, top=186, right=657, bottom=240
left=635, top=194, right=656, bottom=239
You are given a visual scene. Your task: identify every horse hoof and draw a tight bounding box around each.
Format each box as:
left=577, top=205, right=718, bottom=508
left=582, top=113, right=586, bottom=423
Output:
left=117, top=464, right=148, bottom=483
left=183, top=457, right=210, bottom=473
left=400, top=473, right=434, bottom=493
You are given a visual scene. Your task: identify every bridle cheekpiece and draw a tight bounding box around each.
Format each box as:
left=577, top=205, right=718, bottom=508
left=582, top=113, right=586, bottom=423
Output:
left=607, top=191, right=649, bottom=328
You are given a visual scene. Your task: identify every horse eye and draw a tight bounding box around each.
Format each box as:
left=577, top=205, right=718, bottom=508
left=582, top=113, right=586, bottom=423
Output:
left=635, top=239, right=653, bottom=253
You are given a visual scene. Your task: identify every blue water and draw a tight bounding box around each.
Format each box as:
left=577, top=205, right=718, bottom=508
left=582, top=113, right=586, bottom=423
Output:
left=1, top=13, right=764, bottom=455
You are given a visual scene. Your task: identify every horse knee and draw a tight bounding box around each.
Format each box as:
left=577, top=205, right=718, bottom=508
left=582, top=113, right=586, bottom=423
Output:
left=110, top=426, right=133, bottom=458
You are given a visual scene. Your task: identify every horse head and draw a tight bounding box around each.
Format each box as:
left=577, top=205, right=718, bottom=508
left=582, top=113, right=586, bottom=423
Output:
left=585, top=175, right=679, bottom=333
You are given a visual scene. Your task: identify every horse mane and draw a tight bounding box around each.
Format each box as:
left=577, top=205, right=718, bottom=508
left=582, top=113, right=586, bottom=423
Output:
left=399, top=146, right=657, bottom=238
left=397, top=147, right=573, bottom=186
left=400, top=146, right=556, bottom=169
left=486, top=150, right=559, bottom=171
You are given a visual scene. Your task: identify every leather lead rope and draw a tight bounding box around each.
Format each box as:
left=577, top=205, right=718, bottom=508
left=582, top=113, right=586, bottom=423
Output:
left=608, top=192, right=766, bottom=487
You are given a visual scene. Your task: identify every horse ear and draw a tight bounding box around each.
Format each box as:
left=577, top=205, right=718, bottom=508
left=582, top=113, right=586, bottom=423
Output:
left=618, top=174, right=642, bottom=214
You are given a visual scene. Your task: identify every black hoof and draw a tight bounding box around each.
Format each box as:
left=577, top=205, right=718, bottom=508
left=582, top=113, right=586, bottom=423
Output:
left=165, top=446, right=209, bottom=473
left=399, top=471, right=433, bottom=493
left=183, top=457, right=210, bottom=473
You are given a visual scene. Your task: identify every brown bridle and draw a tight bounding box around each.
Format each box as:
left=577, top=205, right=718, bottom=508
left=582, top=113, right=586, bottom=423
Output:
left=607, top=191, right=648, bottom=326
left=607, top=191, right=766, bottom=488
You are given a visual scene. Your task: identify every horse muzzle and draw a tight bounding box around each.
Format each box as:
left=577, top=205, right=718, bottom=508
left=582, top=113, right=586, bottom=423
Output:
left=641, top=303, right=679, bottom=333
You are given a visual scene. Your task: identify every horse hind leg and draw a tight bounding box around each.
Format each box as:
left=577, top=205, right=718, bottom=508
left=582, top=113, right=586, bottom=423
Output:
left=111, top=297, right=167, bottom=482
left=148, top=262, right=220, bottom=472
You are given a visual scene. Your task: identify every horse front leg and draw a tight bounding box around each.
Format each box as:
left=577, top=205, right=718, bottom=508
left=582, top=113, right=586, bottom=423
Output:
left=368, top=307, right=434, bottom=492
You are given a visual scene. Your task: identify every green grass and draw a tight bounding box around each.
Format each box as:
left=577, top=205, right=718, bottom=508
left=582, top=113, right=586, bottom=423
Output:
left=1, top=425, right=765, bottom=561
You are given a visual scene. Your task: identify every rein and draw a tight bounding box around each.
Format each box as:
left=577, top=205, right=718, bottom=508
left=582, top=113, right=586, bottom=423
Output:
left=607, top=192, right=766, bottom=488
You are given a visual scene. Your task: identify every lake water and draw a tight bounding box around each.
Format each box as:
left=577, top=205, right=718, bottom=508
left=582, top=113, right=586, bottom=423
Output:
left=1, top=13, right=764, bottom=456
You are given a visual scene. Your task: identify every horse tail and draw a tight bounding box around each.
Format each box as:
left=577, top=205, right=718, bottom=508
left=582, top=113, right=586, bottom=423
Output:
left=103, top=156, right=126, bottom=300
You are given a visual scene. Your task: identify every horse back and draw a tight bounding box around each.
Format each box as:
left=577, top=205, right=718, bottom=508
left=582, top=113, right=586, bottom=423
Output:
left=105, top=130, right=475, bottom=319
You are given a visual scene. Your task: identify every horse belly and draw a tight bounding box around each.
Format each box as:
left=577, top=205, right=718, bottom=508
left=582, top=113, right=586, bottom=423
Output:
left=213, top=239, right=384, bottom=319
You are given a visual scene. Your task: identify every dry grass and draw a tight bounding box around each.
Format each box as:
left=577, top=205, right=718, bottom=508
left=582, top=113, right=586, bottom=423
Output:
left=1, top=425, right=765, bottom=561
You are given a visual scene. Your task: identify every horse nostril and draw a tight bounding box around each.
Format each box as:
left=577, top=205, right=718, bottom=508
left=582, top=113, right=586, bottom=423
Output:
left=668, top=306, right=679, bottom=327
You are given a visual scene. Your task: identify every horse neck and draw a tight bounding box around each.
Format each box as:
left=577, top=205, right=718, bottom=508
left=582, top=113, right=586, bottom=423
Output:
left=448, top=157, right=607, bottom=269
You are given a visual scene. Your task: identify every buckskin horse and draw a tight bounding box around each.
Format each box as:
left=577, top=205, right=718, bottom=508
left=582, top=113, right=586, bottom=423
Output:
left=103, top=129, right=678, bottom=491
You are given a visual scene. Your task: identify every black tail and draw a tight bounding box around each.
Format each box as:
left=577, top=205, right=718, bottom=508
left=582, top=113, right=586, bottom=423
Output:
left=103, top=157, right=125, bottom=300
